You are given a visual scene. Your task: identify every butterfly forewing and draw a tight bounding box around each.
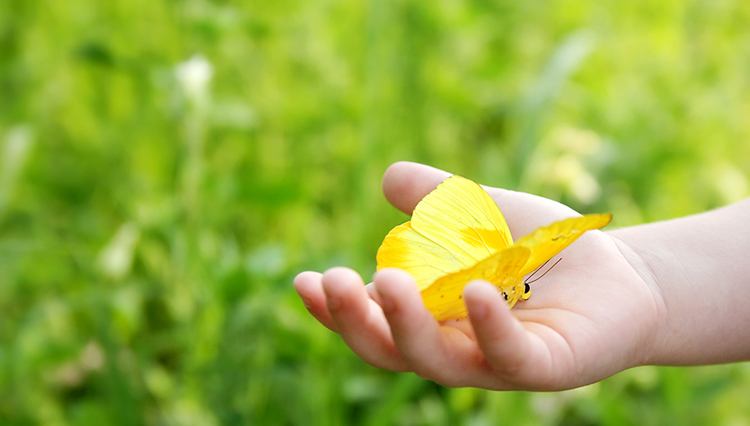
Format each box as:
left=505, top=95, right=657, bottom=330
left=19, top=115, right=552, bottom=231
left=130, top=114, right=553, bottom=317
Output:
left=514, top=213, right=612, bottom=277
left=410, top=176, right=513, bottom=267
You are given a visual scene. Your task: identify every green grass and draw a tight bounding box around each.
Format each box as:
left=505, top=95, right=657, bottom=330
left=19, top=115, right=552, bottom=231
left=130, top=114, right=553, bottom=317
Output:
left=2, top=0, right=750, bottom=424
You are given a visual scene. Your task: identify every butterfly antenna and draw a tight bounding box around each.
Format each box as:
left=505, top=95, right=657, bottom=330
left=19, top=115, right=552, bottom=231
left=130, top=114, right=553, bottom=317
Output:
left=525, top=258, right=563, bottom=285
left=524, top=259, right=551, bottom=282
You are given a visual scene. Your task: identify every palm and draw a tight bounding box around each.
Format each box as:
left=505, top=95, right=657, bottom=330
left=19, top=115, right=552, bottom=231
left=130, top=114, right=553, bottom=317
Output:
left=498, top=222, right=657, bottom=389
left=294, top=162, right=659, bottom=391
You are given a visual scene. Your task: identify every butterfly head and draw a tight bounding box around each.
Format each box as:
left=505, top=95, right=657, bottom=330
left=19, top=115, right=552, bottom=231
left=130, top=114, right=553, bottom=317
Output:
left=500, top=277, right=530, bottom=308
left=522, top=282, right=532, bottom=300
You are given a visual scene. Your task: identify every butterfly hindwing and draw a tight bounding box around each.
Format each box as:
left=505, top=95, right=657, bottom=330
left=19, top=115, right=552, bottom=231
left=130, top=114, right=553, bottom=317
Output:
left=421, top=245, right=530, bottom=321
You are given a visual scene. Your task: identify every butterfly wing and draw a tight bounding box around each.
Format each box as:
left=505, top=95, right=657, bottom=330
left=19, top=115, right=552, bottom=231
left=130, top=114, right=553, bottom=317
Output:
left=377, top=174, right=611, bottom=321
left=376, top=222, right=467, bottom=290
left=410, top=175, right=513, bottom=266
left=421, top=245, right=530, bottom=321
left=514, top=213, right=612, bottom=277
left=377, top=175, right=513, bottom=289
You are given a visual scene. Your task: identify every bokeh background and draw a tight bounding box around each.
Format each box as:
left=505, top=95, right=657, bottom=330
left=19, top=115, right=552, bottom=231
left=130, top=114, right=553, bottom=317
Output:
left=2, top=0, right=750, bottom=425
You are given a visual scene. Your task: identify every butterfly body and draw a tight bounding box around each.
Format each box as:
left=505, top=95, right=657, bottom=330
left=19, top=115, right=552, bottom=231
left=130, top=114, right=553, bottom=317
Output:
left=376, top=175, right=611, bottom=321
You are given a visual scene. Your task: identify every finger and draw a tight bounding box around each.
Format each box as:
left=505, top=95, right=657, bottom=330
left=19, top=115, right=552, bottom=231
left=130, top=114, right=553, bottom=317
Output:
left=294, top=271, right=337, bottom=332
left=463, top=280, right=548, bottom=386
left=381, top=161, right=451, bottom=215
left=321, top=267, right=409, bottom=371
left=374, top=268, right=485, bottom=386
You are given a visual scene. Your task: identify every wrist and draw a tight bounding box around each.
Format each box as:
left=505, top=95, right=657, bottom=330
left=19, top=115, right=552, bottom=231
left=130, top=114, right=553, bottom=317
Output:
left=608, top=199, right=750, bottom=366
left=607, top=230, right=670, bottom=367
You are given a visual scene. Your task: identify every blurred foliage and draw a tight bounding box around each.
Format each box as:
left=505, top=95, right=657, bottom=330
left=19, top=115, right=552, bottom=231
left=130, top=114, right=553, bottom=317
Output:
left=1, top=0, right=750, bottom=425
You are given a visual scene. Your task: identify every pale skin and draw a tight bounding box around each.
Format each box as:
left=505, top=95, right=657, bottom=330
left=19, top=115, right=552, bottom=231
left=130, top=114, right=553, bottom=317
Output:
left=294, top=161, right=750, bottom=391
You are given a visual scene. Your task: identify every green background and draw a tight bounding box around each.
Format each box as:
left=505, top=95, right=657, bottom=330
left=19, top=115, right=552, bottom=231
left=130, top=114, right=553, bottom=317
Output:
left=2, top=0, right=750, bottom=424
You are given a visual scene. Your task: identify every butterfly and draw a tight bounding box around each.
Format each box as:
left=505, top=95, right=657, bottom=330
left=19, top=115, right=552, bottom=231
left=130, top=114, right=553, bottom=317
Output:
left=376, top=175, right=612, bottom=321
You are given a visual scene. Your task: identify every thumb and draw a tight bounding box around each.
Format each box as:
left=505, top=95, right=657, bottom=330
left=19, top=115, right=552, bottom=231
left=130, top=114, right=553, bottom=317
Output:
left=381, top=161, right=451, bottom=215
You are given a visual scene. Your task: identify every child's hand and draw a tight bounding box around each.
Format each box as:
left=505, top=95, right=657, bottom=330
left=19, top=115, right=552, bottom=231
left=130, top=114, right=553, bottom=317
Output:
left=294, top=161, right=750, bottom=390
left=295, top=162, right=661, bottom=390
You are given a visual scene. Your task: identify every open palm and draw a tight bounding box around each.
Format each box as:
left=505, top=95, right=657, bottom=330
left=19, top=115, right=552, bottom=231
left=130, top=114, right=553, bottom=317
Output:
left=294, top=162, right=663, bottom=391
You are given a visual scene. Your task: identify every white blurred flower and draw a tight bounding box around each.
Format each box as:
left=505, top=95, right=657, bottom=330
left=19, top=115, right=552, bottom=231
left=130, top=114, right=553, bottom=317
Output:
left=175, top=54, right=213, bottom=107
left=550, top=154, right=583, bottom=183
left=80, top=340, right=105, bottom=371
left=550, top=153, right=601, bottom=205
left=569, top=171, right=601, bottom=204
left=98, top=222, right=140, bottom=280
left=555, top=126, right=601, bottom=155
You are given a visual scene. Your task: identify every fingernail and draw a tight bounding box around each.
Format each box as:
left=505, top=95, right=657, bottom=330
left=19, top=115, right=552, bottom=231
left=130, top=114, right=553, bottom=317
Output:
left=301, top=296, right=312, bottom=309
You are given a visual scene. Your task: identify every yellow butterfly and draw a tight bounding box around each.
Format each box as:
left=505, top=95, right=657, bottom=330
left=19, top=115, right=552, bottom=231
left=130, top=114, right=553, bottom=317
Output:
left=376, top=175, right=612, bottom=321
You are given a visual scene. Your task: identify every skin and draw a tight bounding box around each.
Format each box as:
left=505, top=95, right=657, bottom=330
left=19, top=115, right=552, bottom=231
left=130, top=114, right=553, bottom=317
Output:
left=294, top=161, right=750, bottom=391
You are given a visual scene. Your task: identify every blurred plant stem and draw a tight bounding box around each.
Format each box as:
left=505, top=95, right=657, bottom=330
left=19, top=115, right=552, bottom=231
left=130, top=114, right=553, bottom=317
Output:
left=0, top=125, right=33, bottom=217
left=515, top=30, right=596, bottom=191
left=176, top=55, right=213, bottom=226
